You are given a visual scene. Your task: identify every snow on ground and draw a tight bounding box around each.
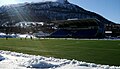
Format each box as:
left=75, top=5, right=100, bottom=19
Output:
left=17, top=34, right=36, bottom=38
left=0, top=50, right=120, bottom=69
left=0, top=33, right=36, bottom=38
left=0, top=55, right=5, bottom=61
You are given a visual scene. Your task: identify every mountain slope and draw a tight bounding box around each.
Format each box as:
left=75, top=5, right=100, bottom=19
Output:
left=0, top=1, right=115, bottom=25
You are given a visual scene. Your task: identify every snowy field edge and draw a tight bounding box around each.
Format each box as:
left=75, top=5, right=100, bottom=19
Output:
left=0, top=50, right=120, bottom=69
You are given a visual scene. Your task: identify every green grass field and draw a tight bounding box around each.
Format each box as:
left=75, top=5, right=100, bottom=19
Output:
left=0, top=38, right=120, bottom=66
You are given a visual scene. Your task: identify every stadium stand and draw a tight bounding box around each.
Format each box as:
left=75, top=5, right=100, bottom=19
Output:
left=50, top=19, right=104, bottom=38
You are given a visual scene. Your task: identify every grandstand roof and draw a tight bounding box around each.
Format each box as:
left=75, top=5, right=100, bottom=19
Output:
left=51, top=19, right=100, bottom=26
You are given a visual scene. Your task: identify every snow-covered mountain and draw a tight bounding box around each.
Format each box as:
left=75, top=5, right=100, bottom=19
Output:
left=0, top=0, right=115, bottom=25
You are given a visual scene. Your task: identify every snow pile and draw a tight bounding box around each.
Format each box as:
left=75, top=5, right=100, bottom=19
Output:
left=17, top=34, right=36, bottom=38
left=0, top=33, right=36, bottom=38
left=0, top=55, right=5, bottom=61
left=0, top=50, right=120, bottom=69
left=0, top=33, right=6, bottom=35
left=20, top=58, right=59, bottom=68
left=0, top=33, right=17, bottom=38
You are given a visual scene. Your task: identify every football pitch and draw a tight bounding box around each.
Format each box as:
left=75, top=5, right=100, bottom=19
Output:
left=0, top=38, right=120, bottom=66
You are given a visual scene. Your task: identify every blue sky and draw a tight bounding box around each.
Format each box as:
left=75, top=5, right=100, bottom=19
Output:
left=69, top=0, right=120, bottom=24
left=0, top=0, right=120, bottom=23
